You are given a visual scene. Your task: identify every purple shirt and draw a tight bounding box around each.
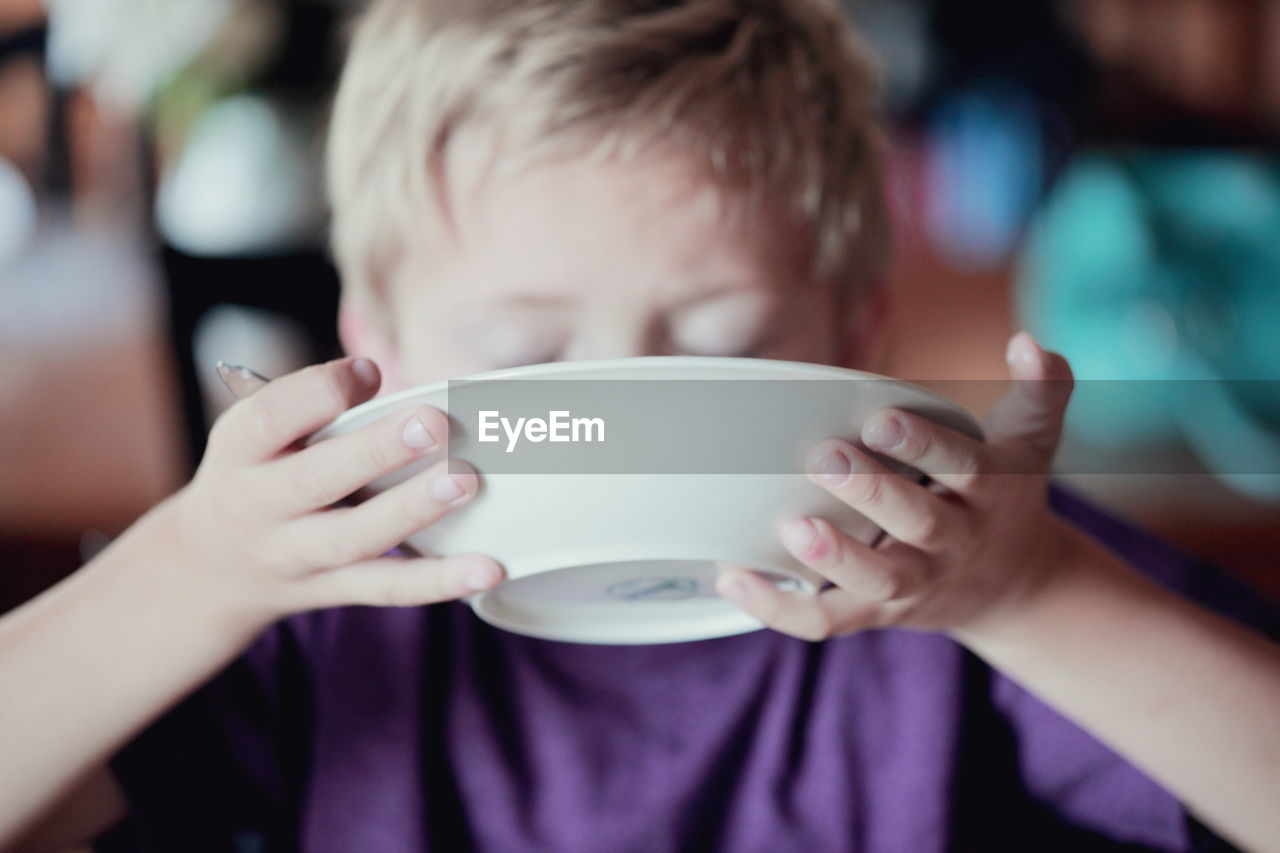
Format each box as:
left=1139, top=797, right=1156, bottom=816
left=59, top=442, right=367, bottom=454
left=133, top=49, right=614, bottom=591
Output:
left=109, top=486, right=1272, bottom=852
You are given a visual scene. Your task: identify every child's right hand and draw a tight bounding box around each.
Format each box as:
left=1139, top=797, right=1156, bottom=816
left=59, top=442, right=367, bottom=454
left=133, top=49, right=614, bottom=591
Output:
left=0, top=356, right=505, bottom=848
left=149, top=356, right=504, bottom=630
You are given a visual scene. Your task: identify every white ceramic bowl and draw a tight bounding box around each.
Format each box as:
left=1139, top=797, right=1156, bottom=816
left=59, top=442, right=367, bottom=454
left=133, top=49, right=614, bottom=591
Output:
left=311, top=357, right=981, bottom=644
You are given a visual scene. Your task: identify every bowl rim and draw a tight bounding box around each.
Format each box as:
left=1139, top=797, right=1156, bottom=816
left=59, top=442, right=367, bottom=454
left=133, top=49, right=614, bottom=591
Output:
left=321, top=355, right=980, bottom=437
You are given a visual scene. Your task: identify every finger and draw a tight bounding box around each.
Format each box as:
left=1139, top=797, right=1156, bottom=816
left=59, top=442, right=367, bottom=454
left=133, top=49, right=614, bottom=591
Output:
left=984, top=332, right=1075, bottom=459
left=290, top=459, right=480, bottom=568
left=805, top=440, right=969, bottom=552
left=779, top=516, right=928, bottom=601
left=267, top=404, right=450, bottom=514
left=300, top=552, right=504, bottom=609
left=715, top=566, right=881, bottom=641
left=861, top=408, right=989, bottom=495
left=207, top=357, right=381, bottom=464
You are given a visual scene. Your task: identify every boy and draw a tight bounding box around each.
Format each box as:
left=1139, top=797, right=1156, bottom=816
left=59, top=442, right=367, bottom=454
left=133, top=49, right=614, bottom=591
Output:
left=2, top=1, right=1278, bottom=850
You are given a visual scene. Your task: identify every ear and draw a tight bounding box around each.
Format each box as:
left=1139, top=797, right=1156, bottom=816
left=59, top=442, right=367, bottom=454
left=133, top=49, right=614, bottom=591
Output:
left=338, top=299, right=404, bottom=393
left=842, top=284, right=894, bottom=372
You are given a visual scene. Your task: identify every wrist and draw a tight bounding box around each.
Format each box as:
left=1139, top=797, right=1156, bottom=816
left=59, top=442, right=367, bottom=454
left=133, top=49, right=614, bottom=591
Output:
left=947, top=519, right=1123, bottom=652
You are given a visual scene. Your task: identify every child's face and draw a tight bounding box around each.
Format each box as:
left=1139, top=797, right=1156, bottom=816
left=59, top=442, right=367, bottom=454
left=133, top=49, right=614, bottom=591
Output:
left=344, top=154, right=886, bottom=391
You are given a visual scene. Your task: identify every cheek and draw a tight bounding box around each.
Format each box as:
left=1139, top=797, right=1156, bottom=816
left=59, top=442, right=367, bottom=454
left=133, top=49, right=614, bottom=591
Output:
left=383, top=314, right=462, bottom=389
left=392, top=338, right=461, bottom=388
left=374, top=362, right=407, bottom=395
left=392, top=319, right=521, bottom=387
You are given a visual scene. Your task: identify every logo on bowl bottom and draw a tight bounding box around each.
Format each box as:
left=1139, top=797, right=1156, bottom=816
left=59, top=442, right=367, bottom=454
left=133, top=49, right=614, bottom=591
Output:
left=605, top=577, right=699, bottom=601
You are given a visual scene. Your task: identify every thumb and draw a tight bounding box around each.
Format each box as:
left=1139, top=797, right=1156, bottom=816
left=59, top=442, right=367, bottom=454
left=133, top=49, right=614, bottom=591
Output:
left=984, top=331, right=1075, bottom=460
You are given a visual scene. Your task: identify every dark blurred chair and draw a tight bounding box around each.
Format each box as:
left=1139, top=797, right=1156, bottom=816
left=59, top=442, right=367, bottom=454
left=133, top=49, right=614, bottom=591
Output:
left=162, top=248, right=342, bottom=470
left=158, top=0, right=344, bottom=470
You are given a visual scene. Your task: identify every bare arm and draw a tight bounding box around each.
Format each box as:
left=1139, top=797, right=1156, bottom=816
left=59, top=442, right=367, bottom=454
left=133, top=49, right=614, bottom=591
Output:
left=955, top=522, right=1280, bottom=853
left=0, top=507, right=262, bottom=848
left=8, top=766, right=126, bottom=853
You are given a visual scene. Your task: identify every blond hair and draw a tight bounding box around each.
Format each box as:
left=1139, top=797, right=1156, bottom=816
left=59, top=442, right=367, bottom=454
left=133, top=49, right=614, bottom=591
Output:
left=327, top=0, right=889, bottom=318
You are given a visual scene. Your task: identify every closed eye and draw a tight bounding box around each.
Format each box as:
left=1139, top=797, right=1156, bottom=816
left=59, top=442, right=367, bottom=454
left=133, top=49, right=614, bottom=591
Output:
left=666, top=289, right=778, bottom=358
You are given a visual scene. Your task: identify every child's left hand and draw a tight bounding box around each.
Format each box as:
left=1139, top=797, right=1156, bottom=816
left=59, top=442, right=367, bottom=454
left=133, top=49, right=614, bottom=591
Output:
left=716, top=331, right=1080, bottom=640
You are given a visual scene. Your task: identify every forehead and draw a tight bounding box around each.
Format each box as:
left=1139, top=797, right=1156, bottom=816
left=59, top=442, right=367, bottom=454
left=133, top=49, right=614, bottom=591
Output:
left=416, top=149, right=808, bottom=301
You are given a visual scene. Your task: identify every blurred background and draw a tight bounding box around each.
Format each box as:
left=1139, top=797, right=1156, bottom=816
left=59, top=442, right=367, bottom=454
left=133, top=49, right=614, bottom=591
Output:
left=2, top=0, right=1278, bottom=614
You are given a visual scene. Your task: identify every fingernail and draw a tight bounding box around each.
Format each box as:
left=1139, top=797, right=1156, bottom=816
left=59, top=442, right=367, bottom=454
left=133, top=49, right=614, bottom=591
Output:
left=719, top=577, right=749, bottom=603
left=430, top=473, right=467, bottom=503
left=351, top=357, right=379, bottom=387
left=215, top=362, right=270, bottom=399
left=1006, top=332, right=1039, bottom=367
left=864, top=414, right=904, bottom=451
left=780, top=517, right=818, bottom=554
left=403, top=417, right=437, bottom=450
left=807, top=444, right=851, bottom=484
left=467, top=566, right=500, bottom=591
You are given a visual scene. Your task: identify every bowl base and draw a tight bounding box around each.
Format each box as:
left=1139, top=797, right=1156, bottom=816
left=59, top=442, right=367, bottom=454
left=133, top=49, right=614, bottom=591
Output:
left=469, top=559, right=804, bottom=645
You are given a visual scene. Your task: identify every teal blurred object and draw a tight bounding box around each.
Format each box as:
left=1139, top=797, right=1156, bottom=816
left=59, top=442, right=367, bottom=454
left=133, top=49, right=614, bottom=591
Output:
left=925, top=83, right=1043, bottom=270
left=1018, top=151, right=1280, bottom=499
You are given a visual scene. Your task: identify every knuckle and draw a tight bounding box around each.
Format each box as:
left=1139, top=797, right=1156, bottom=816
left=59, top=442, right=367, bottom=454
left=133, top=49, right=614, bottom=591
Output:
left=789, top=619, right=825, bottom=642
left=867, top=565, right=911, bottom=603
left=759, top=593, right=789, bottom=630
left=393, top=502, right=427, bottom=539
left=880, top=571, right=909, bottom=602
left=244, top=398, right=282, bottom=449
left=862, top=574, right=894, bottom=604
left=951, top=452, right=985, bottom=491
left=806, top=606, right=837, bottom=641
left=911, top=510, right=945, bottom=550
left=378, top=575, right=425, bottom=607
left=398, top=480, right=442, bottom=530
left=897, top=423, right=931, bottom=463
left=212, top=396, right=275, bottom=451
left=257, top=531, right=305, bottom=580
left=814, top=528, right=848, bottom=570
left=844, top=472, right=885, bottom=505
left=212, top=391, right=281, bottom=451
left=327, top=530, right=372, bottom=568
left=317, top=364, right=354, bottom=414
left=777, top=599, right=833, bottom=642
left=797, top=626, right=827, bottom=643
left=959, top=450, right=986, bottom=477
left=361, top=429, right=402, bottom=475
left=294, top=459, right=338, bottom=509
